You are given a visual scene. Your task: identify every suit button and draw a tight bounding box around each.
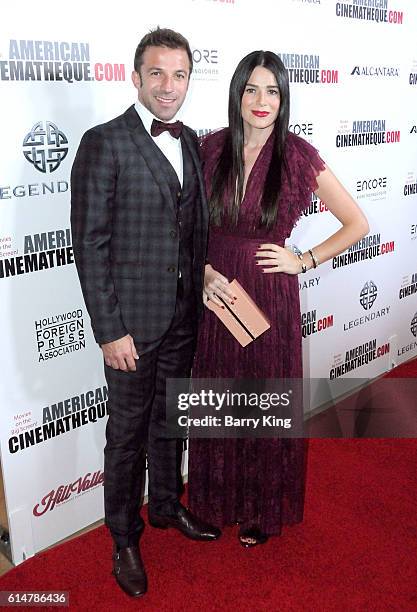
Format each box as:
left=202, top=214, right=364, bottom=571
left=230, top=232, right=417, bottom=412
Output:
left=170, top=230, right=177, bottom=238
left=177, top=191, right=181, bottom=199
left=167, top=266, right=176, bottom=273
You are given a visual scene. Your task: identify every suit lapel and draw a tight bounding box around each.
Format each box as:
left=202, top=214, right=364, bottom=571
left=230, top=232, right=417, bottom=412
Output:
left=181, top=128, right=209, bottom=229
left=124, top=106, right=177, bottom=218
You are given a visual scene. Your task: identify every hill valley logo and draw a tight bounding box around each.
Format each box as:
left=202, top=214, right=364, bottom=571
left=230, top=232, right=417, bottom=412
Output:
left=33, top=469, right=104, bottom=516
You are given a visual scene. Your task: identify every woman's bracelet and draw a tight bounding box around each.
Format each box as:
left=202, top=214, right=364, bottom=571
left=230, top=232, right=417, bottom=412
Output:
left=308, top=248, right=319, bottom=269
left=288, top=244, right=307, bottom=273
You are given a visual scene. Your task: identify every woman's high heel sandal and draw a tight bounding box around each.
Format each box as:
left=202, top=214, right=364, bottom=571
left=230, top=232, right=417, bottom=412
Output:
left=238, top=526, right=269, bottom=548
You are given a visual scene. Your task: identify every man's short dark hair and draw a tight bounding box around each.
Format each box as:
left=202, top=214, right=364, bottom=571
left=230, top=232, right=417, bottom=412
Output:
left=134, top=27, right=193, bottom=75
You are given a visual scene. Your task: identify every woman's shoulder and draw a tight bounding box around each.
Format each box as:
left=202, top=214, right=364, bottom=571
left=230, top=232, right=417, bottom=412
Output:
left=285, top=132, right=326, bottom=174
left=283, top=132, right=326, bottom=198
left=200, top=127, right=228, bottom=149
left=199, top=127, right=228, bottom=165
left=285, top=131, right=320, bottom=160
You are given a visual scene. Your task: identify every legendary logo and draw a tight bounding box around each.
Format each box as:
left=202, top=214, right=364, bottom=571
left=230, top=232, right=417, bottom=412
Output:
left=23, top=121, right=68, bottom=173
left=360, top=280, right=377, bottom=310
left=411, top=313, right=417, bottom=337
left=343, top=281, right=390, bottom=331
left=299, top=276, right=320, bottom=291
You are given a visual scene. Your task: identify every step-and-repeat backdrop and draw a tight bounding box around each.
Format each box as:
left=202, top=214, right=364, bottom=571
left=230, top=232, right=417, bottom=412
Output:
left=1, top=0, right=416, bottom=564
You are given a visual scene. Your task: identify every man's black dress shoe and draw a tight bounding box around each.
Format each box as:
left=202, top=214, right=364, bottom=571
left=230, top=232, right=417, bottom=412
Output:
left=112, top=545, right=147, bottom=597
left=149, top=503, right=221, bottom=541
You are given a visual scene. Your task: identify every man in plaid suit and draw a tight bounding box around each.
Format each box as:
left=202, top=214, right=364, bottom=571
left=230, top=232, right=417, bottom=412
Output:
left=70, top=28, right=220, bottom=598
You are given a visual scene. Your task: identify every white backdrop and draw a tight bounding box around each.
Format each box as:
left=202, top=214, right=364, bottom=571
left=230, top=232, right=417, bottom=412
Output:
left=1, top=0, right=416, bottom=565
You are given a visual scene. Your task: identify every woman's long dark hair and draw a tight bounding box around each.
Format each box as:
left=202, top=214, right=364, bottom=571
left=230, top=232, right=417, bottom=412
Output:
left=210, top=50, right=290, bottom=228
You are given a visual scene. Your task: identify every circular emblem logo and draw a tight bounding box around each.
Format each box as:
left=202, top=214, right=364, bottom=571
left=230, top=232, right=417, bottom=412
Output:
left=23, top=121, right=68, bottom=173
left=360, top=280, right=378, bottom=310
left=411, top=312, right=417, bottom=337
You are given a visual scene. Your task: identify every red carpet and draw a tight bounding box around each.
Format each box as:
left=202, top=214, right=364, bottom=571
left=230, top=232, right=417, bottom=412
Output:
left=1, top=361, right=416, bottom=611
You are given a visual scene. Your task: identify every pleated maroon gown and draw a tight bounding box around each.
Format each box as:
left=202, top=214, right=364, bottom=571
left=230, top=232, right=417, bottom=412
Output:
left=188, top=129, right=325, bottom=535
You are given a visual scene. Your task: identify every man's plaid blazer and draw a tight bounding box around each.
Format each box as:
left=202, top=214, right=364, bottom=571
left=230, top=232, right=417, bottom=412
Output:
left=70, top=105, right=209, bottom=345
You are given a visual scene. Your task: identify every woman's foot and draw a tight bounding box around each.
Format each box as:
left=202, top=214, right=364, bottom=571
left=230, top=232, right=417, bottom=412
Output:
left=238, top=526, right=269, bottom=548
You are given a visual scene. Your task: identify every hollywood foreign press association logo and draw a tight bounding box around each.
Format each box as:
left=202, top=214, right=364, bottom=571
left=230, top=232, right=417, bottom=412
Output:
left=23, top=121, right=68, bottom=173
left=411, top=313, right=417, bottom=337
left=360, top=280, right=377, bottom=310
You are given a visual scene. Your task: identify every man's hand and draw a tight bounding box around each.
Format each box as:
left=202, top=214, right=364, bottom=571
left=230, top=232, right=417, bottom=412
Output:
left=101, top=334, right=139, bottom=371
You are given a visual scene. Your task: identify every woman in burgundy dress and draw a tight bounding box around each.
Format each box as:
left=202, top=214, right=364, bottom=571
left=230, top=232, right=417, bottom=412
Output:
left=188, top=51, right=368, bottom=546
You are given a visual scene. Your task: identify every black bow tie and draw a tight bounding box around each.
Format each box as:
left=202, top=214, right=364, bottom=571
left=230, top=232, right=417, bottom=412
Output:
left=151, top=119, right=183, bottom=139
